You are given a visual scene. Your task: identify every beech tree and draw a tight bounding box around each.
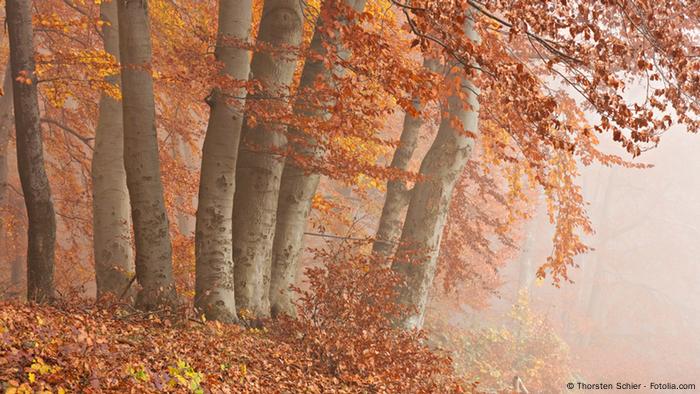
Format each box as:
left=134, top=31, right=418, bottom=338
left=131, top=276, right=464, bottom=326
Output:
left=92, top=0, right=133, bottom=299
left=0, top=66, right=13, bottom=269
left=371, top=98, right=424, bottom=258
left=117, top=0, right=176, bottom=309
left=231, top=0, right=304, bottom=318
left=195, top=0, right=253, bottom=322
left=369, top=0, right=700, bottom=328
left=392, top=29, right=480, bottom=329
left=270, top=0, right=368, bottom=317
left=0, top=64, right=22, bottom=300
left=6, top=0, right=56, bottom=302
left=373, top=57, right=439, bottom=258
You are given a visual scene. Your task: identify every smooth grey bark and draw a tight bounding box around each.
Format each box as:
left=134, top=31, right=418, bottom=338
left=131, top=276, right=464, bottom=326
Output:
left=372, top=59, right=438, bottom=258
left=169, top=134, right=195, bottom=235
left=8, top=258, right=22, bottom=298
left=391, top=19, right=480, bottom=330
left=117, top=0, right=176, bottom=309
left=372, top=100, right=423, bottom=257
left=92, top=0, right=134, bottom=300
left=268, top=161, right=318, bottom=317
left=7, top=0, right=56, bottom=303
left=269, top=0, right=367, bottom=317
left=232, top=0, right=304, bottom=318
left=0, top=65, right=14, bottom=271
left=194, top=0, right=253, bottom=323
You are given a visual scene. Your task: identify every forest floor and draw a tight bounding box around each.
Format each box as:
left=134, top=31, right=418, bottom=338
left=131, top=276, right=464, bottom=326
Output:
left=0, top=301, right=377, bottom=393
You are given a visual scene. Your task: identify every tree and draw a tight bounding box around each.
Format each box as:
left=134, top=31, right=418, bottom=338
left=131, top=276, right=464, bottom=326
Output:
left=5, top=0, right=695, bottom=335
left=0, top=65, right=14, bottom=270
left=372, top=57, right=439, bottom=258
left=515, top=194, right=545, bottom=296
left=6, top=0, right=57, bottom=302
left=117, top=0, right=176, bottom=309
left=231, top=0, right=304, bottom=318
left=391, top=13, right=481, bottom=329
left=377, top=0, right=700, bottom=329
left=92, top=0, right=134, bottom=299
left=391, top=91, right=480, bottom=328
left=372, top=98, right=424, bottom=258
left=270, top=0, right=368, bottom=317
left=0, top=65, right=20, bottom=300
left=194, top=0, right=253, bottom=322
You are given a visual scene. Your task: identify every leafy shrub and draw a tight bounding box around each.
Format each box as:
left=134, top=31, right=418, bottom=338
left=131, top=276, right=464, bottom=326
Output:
left=275, top=243, right=463, bottom=392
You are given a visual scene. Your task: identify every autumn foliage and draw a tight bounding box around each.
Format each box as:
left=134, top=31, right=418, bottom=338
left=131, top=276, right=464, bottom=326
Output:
left=0, top=244, right=467, bottom=393
left=1, top=0, right=700, bottom=391
left=430, top=292, right=574, bottom=393
left=0, top=297, right=446, bottom=393
left=274, top=243, right=461, bottom=392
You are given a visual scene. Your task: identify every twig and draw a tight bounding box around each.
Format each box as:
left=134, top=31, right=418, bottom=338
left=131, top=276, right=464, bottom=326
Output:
left=303, top=231, right=366, bottom=242
left=118, top=275, right=137, bottom=301
left=116, top=307, right=168, bottom=321
left=187, top=317, right=206, bottom=326
left=116, top=337, right=139, bottom=347
left=41, top=118, right=94, bottom=150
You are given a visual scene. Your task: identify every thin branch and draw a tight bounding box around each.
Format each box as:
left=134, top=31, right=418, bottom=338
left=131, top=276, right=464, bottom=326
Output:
left=119, top=275, right=137, bottom=301
left=466, top=0, right=583, bottom=64
left=303, top=231, right=397, bottom=245
left=303, top=231, right=368, bottom=242
left=41, top=117, right=94, bottom=150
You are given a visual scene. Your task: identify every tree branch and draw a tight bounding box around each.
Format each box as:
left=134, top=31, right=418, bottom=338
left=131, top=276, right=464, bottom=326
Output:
left=41, top=118, right=94, bottom=150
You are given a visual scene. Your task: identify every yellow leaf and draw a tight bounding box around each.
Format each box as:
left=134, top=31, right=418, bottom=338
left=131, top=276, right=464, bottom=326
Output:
left=28, top=372, right=36, bottom=383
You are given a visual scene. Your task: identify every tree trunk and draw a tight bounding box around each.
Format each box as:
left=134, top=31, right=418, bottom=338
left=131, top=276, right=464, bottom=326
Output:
left=92, top=0, right=134, bottom=300
left=572, top=165, right=606, bottom=311
left=581, top=167, right=615, bottom=346
left=391, top=19, right=480, bottom=330
left=0, top=65, right=14, bottom=270
left=194, top=0, right=253, bottom=323
left=232, top=0, right=304, bottom=318
left=515, top=194, right=545, bottom=297
left=0, top=64, right=14, bottom=300
left=269, top=0, right=367, bottom=317
left=117, top=0, right=176, bottom=309
left=372, top=58, right=438, bottom=258
left=6, top=0, right=56, bottom=303
left=169, top=134, right=195, bottom=235
left=516, top=227, right=536, bottom=295
left=372, top=100, right=423, bottom=257
left=8, top=257, right=22, bottom=299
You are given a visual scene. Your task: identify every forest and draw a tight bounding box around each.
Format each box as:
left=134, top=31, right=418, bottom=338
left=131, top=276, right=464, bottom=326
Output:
left=0, top=0, right=699, bottom=392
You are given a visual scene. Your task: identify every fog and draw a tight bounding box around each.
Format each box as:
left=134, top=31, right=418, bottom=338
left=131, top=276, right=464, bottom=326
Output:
left=471, top=125, right=700, bottom=388
left=311, top=79, right=700, bottom=389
